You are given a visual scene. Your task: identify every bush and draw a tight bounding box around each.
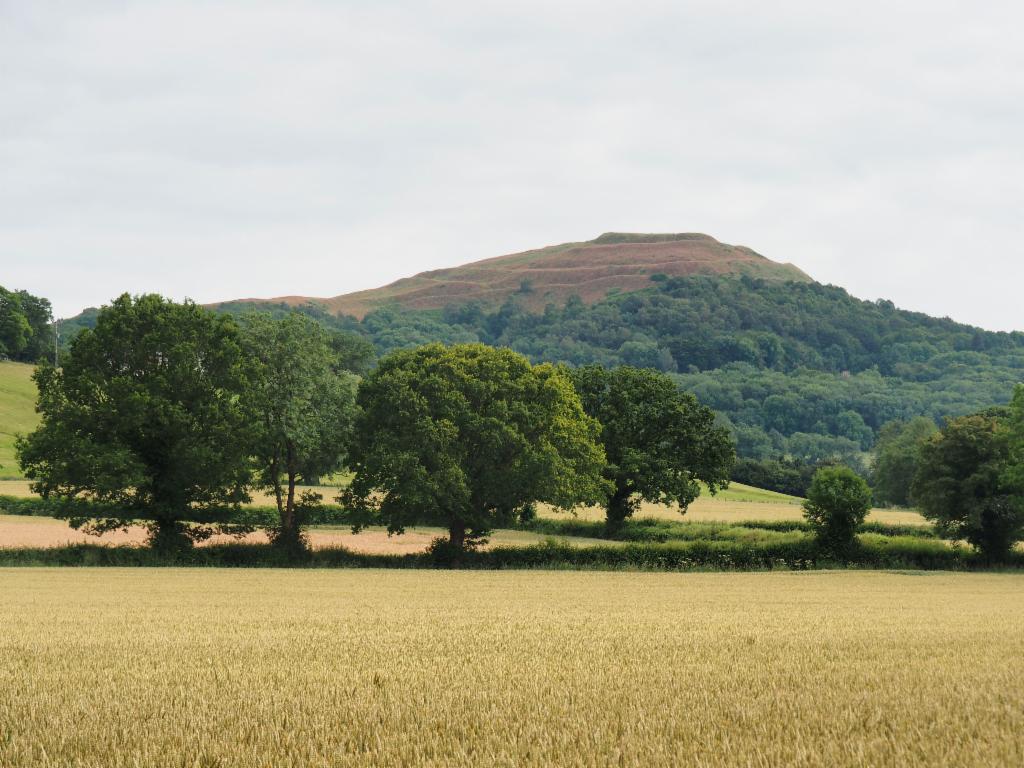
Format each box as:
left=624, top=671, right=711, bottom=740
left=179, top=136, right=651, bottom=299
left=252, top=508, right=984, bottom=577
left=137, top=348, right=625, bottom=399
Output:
left=803, top=466, right=873, bottom=556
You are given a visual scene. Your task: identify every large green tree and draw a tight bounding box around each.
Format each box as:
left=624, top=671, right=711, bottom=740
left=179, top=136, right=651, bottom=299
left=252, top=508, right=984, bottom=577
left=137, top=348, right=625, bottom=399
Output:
left=343, top=343, right=608, bottom=551
left=871, top=417, right=939, bottom=507
left=241, top=312, right=359, bottom=552
left=571, top=365, right=735, bottom=531
left=16, top=294, right=252, bottom=550
left=912, top=409, right=1023, bottom=561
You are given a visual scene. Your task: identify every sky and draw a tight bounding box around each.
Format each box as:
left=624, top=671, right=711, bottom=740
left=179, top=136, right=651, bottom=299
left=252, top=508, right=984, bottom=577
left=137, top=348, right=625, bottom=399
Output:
left=2, top=1, right=1022, bottom=331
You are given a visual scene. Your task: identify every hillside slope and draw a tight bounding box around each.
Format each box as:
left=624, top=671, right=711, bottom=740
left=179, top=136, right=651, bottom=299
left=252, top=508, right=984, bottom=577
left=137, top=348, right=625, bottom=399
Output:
left=57, top=232, right=1022, bottom=470
left=225, top=233, right=812, bottom=318
left=0, top=362, right=39, bottom=479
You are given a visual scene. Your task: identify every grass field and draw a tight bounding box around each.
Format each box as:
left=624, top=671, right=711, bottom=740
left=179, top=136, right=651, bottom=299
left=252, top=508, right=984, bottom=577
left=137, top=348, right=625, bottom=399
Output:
left=538, top=495, right=929, bottom=527
left=0, top=361, right=38, bottom=480
left=1, top=569, right=1021, bottom=767
left=0, top=477, right=930, bottom=553
left=710, top=481, right=801, bottom=504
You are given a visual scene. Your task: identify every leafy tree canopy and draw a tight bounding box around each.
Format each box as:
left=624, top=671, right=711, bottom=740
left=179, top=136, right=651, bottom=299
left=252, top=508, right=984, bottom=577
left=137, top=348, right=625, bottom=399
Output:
left=0, top=286, right=54, bottom=363
left=1003, top=384, right=1024, bottom=493
left=16, top=294, right=252, bottom=550
left=343, top=343, right=609, bottom=550
left=241, top=312, right=359, bottom=553
left=871, top=417, right=939, bottom=507
left=571, top=365, right=735, bottom=530
left=912, top=409, right=1023, bottom=561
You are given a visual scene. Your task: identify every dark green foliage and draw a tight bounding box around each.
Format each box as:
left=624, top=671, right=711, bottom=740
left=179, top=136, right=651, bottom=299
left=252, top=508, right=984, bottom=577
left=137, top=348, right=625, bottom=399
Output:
left=15, top=294, right=253, bottom=550
left=2, top=535, right=1015, bottom=570
left=0, top=286, right=54, bottom=362
left=803, top=466, right=873, bottom=556
left=56, top=306, right=100, bottom=347
left=327, top=330, right=376, bottom=375
left=571, top=365, right=735, bottom=531
left=285, top=276, right=1024, bottom=460
left=871, top=417, right=939, bottom=506
left=211, top=301, right=377, bottom=373
left=63, top=274, right=1024, bottom=460
left=913, top=410, right=1024, bottom=562
left=240, top=312, right=359, bottom=554
left=1003, top=385, right=1024, bottom=494
left=682, top=363, right=1011, bottom=469
left=731, top=457, right=819, bottom=496
left=343, top=343, right=609, bottom=550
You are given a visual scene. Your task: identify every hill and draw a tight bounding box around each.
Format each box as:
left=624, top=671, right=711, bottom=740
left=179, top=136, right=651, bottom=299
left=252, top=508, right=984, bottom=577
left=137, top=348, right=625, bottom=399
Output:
left=0, top=362, right=39, bottom=479
left=59, top=232, right=1024, bottom=471
left=222, top=233, right=812, bottom=318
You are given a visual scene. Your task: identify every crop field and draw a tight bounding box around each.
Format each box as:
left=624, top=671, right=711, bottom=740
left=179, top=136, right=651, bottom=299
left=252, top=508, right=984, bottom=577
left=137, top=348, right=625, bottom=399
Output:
left=0, top=515, right=614, bottom=553
left=537, top=495, right=929, bottom=527
left=1, top=569, right=1022, bottom=767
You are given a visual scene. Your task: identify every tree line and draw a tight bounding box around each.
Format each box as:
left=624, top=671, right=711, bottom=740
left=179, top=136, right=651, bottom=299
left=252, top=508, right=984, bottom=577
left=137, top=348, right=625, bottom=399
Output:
left=19, top=293, right=1024, bottom=563
left=16, top=294, right=735, bottom=556
left=0, top=285, right=53, bottom=363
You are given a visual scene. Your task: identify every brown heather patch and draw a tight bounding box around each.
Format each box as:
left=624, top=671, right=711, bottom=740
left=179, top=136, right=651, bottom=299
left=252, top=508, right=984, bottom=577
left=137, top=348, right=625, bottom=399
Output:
left=218, top=233, right=812, bottom=319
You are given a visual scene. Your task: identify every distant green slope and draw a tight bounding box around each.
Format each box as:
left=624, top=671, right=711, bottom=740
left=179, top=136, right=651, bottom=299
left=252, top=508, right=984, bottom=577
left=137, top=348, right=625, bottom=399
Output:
left=0, top=362, right=38, bottom=479
left=715, top=482, right=802, bottom=504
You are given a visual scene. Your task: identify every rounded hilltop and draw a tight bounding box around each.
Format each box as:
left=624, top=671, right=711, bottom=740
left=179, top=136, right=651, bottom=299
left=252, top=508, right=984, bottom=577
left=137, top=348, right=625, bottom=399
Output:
left=227, top=232, right=813, bottom=318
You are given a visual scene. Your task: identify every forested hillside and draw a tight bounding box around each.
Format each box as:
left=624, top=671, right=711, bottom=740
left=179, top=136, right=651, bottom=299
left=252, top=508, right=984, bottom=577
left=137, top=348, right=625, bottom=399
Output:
left=213, top=274, right=1024, bottom=467
left=60, top=261, right=1024, bottom=470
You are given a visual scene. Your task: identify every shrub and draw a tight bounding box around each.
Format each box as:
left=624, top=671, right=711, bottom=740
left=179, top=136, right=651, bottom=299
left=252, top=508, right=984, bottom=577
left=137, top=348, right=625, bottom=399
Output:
left=803, top=466, right=872, bottom=556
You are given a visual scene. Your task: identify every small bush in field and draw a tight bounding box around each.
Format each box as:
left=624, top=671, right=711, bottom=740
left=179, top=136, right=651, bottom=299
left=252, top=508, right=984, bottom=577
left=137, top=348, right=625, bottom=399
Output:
left=803, top=466, right=872, bottom=556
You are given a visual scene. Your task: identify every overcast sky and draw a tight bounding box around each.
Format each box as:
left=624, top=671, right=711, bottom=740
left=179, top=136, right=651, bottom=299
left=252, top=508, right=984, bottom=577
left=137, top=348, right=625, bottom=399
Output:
left=2, top=1, right=1022, bottom=330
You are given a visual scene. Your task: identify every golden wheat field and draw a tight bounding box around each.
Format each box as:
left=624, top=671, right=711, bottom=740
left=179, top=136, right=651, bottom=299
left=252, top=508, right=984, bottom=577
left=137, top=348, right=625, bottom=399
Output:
left=1, top=569, right=1022, bottom=767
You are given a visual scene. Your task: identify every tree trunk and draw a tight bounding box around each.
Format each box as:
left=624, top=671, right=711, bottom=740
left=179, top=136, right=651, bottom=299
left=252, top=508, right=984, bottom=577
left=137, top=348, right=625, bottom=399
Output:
left=448, top=520, right=467, bottom=550
left=272, top=470, right=308, bottom=557
left=284, top=470, right=296, bottom=535
left=149, top=517, right=192, bottom=552
left=147, top=486, right=193, bottom=552
left=269, top=443, right=308, bottom=557
left=605, top=483, right=633, bottom=535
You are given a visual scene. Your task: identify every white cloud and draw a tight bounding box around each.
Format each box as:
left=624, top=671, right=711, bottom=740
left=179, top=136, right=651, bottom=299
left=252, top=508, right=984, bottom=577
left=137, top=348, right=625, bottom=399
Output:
left=1, top=0, right=1022, bottom=330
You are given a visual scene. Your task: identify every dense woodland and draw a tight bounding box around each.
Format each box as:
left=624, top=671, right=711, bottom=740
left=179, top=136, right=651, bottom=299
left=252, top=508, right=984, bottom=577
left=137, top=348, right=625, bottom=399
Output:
left=0, top=285, right=53, bottom=363
left=204, top=275, right=1024, bottom=470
